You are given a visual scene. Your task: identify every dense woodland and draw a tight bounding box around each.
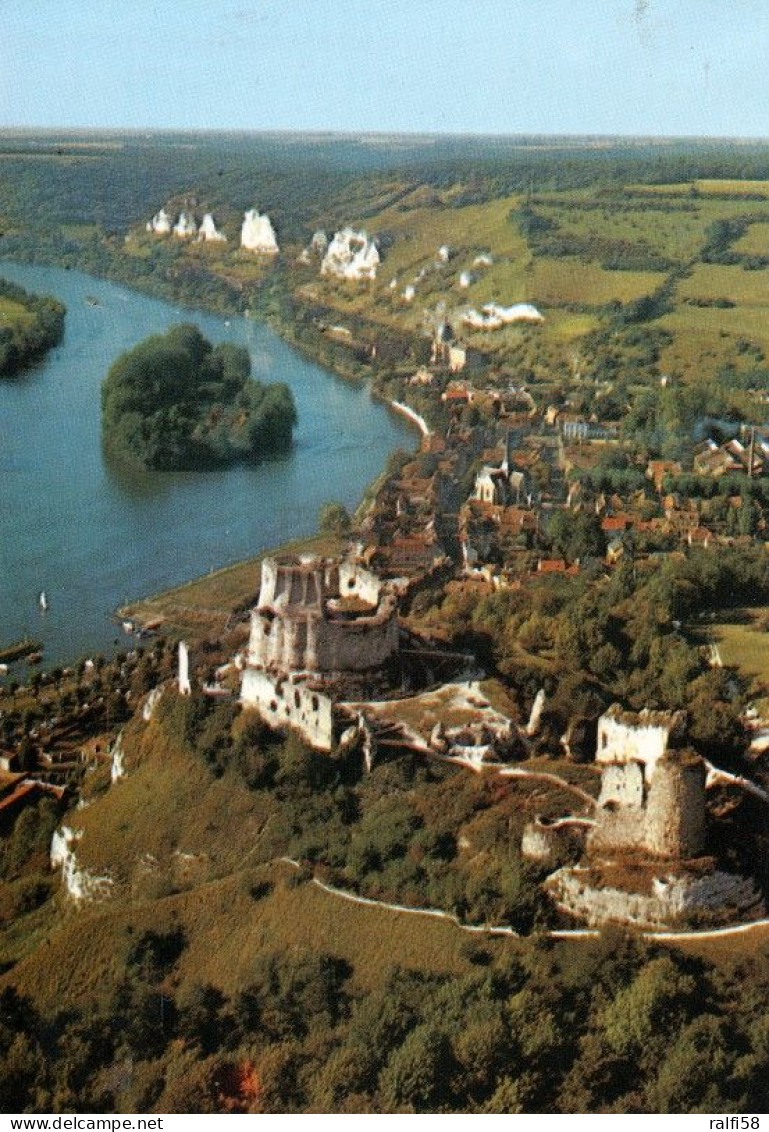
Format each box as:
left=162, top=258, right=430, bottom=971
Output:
left=101, top=323, right=296, bottom=470
left=0, top=277, right=65, bottom=376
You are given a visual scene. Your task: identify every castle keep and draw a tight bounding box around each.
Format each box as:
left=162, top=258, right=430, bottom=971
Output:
left=240, top=555, right=399, bottom=750
left=590, top=705, right=706, bottom=859
left=541, top=704, right=764, bottom=929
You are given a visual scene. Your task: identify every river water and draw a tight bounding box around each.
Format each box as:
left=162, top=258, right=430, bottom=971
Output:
left=0, top=263, right=416, bottom=666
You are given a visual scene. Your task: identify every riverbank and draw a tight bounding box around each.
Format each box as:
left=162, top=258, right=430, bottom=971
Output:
left=0, top=261, right=416, bottom=668
left=118, top=533, right=342, bottom=640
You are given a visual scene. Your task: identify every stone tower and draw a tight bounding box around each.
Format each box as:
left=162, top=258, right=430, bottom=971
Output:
left=644, top=752, right=707, bottom=859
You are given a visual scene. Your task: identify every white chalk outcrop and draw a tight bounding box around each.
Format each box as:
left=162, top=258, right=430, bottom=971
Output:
left=173, top=211, right=198, bottom=239
left=50, top=826, right=113, bottom=903
left=146, top=208, right=172, bottom=235
left=142, top=686, right=163, bottom=722
left=463, top=302, right=544, bottom=330
left=321, top=227, right=380, bottom=280
left=110, top=731, right=125, bottom=784
left=198, top=212, right=226, bottom=242
left=240, top=209, right=279, bottom=254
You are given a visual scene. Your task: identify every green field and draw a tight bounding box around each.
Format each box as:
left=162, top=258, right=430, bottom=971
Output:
left=734, top=221, right=769, bottom=256
left=711, top=608, right=769, bottom=710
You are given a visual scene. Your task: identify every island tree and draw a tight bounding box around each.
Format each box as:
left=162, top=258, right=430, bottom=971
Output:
left=101, top=323, right=296, bottom=470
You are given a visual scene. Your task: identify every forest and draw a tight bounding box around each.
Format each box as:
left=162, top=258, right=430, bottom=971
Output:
left=101, top=323, right=296, bottom=470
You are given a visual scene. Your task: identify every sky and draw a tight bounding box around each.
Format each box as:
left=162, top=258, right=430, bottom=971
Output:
left=1, top=0, right=768, bottom=138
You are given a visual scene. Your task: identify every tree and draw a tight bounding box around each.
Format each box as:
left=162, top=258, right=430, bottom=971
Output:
left=318, top=501, right=352, bottom=538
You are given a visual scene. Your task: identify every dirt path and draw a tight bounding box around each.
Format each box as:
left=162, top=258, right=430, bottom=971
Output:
left=277, top=858, right=769, bottom=944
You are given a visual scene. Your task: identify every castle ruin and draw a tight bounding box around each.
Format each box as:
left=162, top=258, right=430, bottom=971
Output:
left=541, top=704, right=764, bottom=929
left=240, top=555, right=399, bottom=750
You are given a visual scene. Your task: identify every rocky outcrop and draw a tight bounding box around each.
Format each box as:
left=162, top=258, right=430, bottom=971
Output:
left=50, top=826, right=113, bottom=903
left=321, top=227, right=380, bottom=280
left=198, top=212, right=226, bottom=242
left=146, top=208, right=172, bottom=235
left=240, top=209, right=279, bottom=254
left=173, top=211, right=197, bottom=239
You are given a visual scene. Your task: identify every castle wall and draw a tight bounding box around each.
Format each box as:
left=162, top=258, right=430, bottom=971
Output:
left=588, top=808, right=647, bottom=855
left=598, top=761, right=644, bottom=808
left=312, top=607, right=399, bottom=672
left=338, top=560, right=381, bottom=606
left=597, top=713, right=674, bottom=780
left=546, top=865, right=763, bottom=929
left=240, top=669, right=334, bottom=750
left=589, top=753, right=707, bottom=859
left=247, top=556, right=398, bottom=674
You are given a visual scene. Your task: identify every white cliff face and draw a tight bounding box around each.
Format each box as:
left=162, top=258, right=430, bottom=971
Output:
left=463, top=302, right=544, bottom=330
left=198, top=212, right=226, bottom=242
left=173, top=211, right=198, bottom=239
left=50, top=826, right=113, bottom=902
left=142, top=686, right=163, bottom=722
left=146, top=208, right=172, bottom=235
left=321, top=227, right=379, bottom=280
left=241, top=209, right=279, bottom=253
left=110, top=731, right=125, bottom=783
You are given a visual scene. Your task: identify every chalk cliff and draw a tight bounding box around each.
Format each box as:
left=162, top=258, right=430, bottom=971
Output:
left=321, top=227, right=380, bottom=280
left=240, top=208, right=279, bottom=254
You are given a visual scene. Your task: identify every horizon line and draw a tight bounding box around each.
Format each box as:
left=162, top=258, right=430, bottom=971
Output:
left=1, top=125, right=769, bottom=145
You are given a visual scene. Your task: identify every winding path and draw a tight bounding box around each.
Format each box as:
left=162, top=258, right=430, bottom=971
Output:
left=277, top=858, right=769, bottom=944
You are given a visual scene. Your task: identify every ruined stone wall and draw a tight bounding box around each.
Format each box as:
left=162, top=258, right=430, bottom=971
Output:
left=338, top=560, right=381, bottom=606
left=546, top=865, right=763, bottom=929
left=248, top=600, right=398, bottom=674
left=259, top=557, right=338, bottom=612
left=598, top=761, right=644, bottom=808
left=240, top=669, right=334, bottom=750
left=588, top=808, right=647, bottom=855
left=315, top=592, right=399, bottom=672
left=248, top=556, right=399, bottom=674
left=596, top=710, right=683, bottom=780
left=645, top=755, right=706, bottom=858
left=588, top=752, right=706, bottom=859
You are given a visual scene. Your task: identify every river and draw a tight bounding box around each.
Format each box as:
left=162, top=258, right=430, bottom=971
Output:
left=0, top=263, right=416, bottom=667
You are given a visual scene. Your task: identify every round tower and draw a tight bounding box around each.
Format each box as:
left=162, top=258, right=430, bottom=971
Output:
left=644, top=752, right=706, bottom=859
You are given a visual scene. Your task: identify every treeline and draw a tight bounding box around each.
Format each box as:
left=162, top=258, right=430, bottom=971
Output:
left=101, top=323, right=296, bottom=471
left=0, top=277, right=65, bottom=376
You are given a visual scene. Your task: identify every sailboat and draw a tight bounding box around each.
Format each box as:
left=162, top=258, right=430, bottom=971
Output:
left=38, top=591, right=48, bottom=611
